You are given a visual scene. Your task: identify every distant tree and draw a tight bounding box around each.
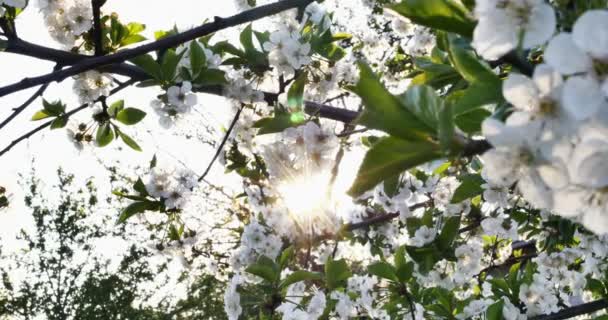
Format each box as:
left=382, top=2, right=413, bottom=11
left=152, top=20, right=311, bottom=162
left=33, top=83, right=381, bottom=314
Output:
left=0, top=169, right=169, bottom=320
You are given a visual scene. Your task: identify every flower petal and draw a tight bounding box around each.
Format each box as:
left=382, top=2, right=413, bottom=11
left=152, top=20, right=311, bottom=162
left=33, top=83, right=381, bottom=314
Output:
left=523, top=3, right=556, bottom=49
left=544, top=33, right=592, bottom=76
left=573, top=10, right=608, bottom=60
left=562, top=76, right=605, bottom=121
left=532, top=64, right=562, bottom=98
left=503, top=73, right=540, bottom=112
left=472, top=15, right=518, bottom=60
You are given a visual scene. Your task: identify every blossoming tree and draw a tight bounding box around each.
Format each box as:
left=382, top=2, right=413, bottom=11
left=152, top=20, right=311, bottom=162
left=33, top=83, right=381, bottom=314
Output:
left=1, top=0, right=608, bottom=319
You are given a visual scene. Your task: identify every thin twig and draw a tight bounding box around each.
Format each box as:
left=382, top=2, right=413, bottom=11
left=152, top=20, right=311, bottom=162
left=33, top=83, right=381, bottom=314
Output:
left=0, top=82, right=50, bottom=131
left=198, top=105, right=244, bottom=182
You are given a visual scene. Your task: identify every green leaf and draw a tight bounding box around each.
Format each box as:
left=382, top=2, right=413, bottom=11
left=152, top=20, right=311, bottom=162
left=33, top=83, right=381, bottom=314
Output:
left=254, top=31, right=270, bottom=47
left=42, top=99, right=65, bottom=116
left=117, top=201, right=149, bottom=223
left=120, top=34, right=146, bottom=46
left=394, top=246, right=407, bottom=270
left=31, top=110, right=53, bottom=121
left=190, top=40, right=206, bottom=76
left=383, top=175, right=400, bottom=197
left=395, top=261, right=414, bottom=283
left=279, top=246, right=295, bottom=269
left=108, top=100, right=125, bottom=118
left=246, top=256, right=279, bottom=283
left=127, top=22, right=146, bottom=34
left=95, top=123, right=115, bottom=147
left=116, top=108, right=147, bottom=125
left=253, top=110, right=306, bottom=135
left=240, top=24, right=255, bottom=54
left=212, top=41, right=245, bottom=57
left=280, top=271, right=322, bottom=289
left=287, top=72, right=307, bottom=110
left=410, top=59, right=461, bottom=89
left=436, top=216, right=461, bottom=252
left=316, top=43, right=346, bottom=61
left=150, top=154, right=157, bottom=169
left=485, top=300, right=504, bottom=320
left=388, top=0, right=475, bottom=37
left=398, top=85, right=443, bottom=130
left=325, top=259, right=351, bottom=290
left=133, top=177, right=148, bottom=196
left=448, top=38, right=498, bottom=83
left=452, top=82, right=503, bottom=115
left=454, top=108, right=491, bottom=133
left=194, top=69, right=227, bottom=86
left=111, top=191, right=148, bottom=202
left=352, top=63, right=435, bottom=141
left=131, top=54, right=162, bottom=80
left=368, top=262, right=398, bottom=281
left=161, top=49, right=184, bottom=82
left=168, top=223, right=184, bottom=241
left=451, top=174, right=485, bottom=203
left=405, top=245, right=442, bottom=274
left=332, top=32, right=352, bottom=41
left=438, top=102, right=454, bottom=153
left=117, top=130, right=142, bottom=151
left=50, top=115, right=68, bottom=129
left=348, top=137, right=440, bottom=197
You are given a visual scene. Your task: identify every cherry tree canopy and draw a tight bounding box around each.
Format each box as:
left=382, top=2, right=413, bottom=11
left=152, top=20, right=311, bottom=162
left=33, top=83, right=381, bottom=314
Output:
left=1, top=0, right=608, bottom=319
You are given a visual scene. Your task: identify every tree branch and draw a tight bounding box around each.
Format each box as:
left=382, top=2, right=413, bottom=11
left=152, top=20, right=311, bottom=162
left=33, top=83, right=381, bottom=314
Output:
left=0, top=79, right=136, bottom=157
left=198, top=105, right=244, bottom=182
left=530, top=299, right=608, bottom=320
left=0, top=0, right=315, bottom=98
left=91, top=0, right=104, bottom=56
left=345, top=202, right=427, bottom=231
left=0, top=82, right=50, bottom=131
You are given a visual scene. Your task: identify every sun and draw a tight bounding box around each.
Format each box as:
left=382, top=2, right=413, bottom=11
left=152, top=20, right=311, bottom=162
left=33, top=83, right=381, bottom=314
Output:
left=276, top=172, right=338, bottom=236
left=277, top=173, right=330, bottom=217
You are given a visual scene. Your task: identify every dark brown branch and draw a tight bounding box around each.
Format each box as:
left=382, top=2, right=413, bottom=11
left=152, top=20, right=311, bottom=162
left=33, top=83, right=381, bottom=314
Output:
left=198, top=105, right=244, bottom=182
left=530, top=299, right=608, bottom=320
left=0, top=79, right=135, bottom=157
left=91, top=0, right=104, bottom=56
left=5, top=39, right=150, bottom=80
left=346, top=202, right=427, bottom=231
left=304, top=101, right=359, bottom=123
left=461, top=139, right=493, bottom=157
left=0, top=0, right=315, bottom=98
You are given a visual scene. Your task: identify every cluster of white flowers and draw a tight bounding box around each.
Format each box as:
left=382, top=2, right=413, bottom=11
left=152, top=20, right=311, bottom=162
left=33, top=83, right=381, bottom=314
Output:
left=276, top=283, right=326, bottom=320
left=230, top=220, right=282, bottom=270
left=224, top=77, right=265, bottom=104
left=144, top=166, right=198, bottom=210
left=37, top=0, right=93, bottom=48
left=72, top=70, right=112, bottom=105
left=0, top=0, right=25, bottom=16
left=480, top=10, right=608, bottom=234
left=329, top=275, right=387, bottom=319
left=178, top=41, right=222, bottom=71
left=263, top=26, right=312, bottom=77
left=472, top=0, right=556, bottom=60
left=151, top=81, right=198, bottom=128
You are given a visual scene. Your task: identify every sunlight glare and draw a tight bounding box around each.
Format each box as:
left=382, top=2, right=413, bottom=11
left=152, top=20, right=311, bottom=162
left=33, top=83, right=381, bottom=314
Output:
left=277, top=173, right=330, bottom=219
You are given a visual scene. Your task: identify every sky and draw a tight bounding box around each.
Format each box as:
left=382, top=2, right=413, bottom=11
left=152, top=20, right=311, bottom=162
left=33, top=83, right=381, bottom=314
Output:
left=0, top=1, right=240, bottom=248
